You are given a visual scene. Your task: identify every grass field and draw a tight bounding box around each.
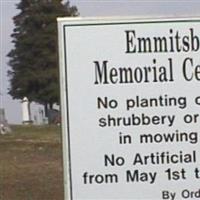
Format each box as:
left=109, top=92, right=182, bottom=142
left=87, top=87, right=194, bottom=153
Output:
left=0, top=125, right=64, bottom=200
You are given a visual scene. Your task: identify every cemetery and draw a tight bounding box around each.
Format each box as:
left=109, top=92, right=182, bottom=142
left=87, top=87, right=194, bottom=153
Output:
left=0, top=99, right=62, bottom=199
left=1, top=0, right=200, bottom=199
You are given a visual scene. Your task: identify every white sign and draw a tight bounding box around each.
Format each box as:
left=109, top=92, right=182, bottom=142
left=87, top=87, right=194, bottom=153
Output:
left=57, top=17, right=200, bottom=200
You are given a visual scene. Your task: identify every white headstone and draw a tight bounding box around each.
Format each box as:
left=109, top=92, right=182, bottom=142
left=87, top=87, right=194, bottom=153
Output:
left=22, top=97, right=32, bottom=124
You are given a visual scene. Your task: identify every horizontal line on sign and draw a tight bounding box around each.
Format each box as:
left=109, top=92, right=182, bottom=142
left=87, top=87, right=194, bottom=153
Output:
left=62, top=19, right=200, bottom=28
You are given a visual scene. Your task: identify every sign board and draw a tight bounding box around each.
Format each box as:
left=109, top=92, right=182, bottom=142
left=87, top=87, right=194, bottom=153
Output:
left=57, top=17, right=200, bottom=200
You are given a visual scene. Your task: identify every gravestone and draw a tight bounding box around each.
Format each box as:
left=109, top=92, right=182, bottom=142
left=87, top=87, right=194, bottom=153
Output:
left=0, top=108, right=11, bottom=135
left=21, top=97, right=32, bottom=124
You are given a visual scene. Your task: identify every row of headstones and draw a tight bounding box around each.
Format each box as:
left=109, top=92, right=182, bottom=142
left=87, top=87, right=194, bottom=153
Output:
left=0, top=97, right=60, bottom=135
left=22, top=97, right=60, bottom=125
left=0, top=97, right=45, bottom=135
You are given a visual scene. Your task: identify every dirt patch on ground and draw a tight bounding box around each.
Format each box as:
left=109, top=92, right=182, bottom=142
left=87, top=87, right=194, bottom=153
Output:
left=0, top=125, right=64, bottom=200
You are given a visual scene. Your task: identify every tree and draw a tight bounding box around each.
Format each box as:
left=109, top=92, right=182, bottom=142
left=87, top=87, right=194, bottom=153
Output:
left=7, top=0, right=78, bottom=113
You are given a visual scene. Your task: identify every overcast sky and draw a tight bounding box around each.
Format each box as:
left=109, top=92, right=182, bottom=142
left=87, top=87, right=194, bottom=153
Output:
left=1, top=0, right=200, bottom=124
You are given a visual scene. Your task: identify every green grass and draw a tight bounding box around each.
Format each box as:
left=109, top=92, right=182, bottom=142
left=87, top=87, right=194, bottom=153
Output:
left=0, top=125, right=64, bottom=200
